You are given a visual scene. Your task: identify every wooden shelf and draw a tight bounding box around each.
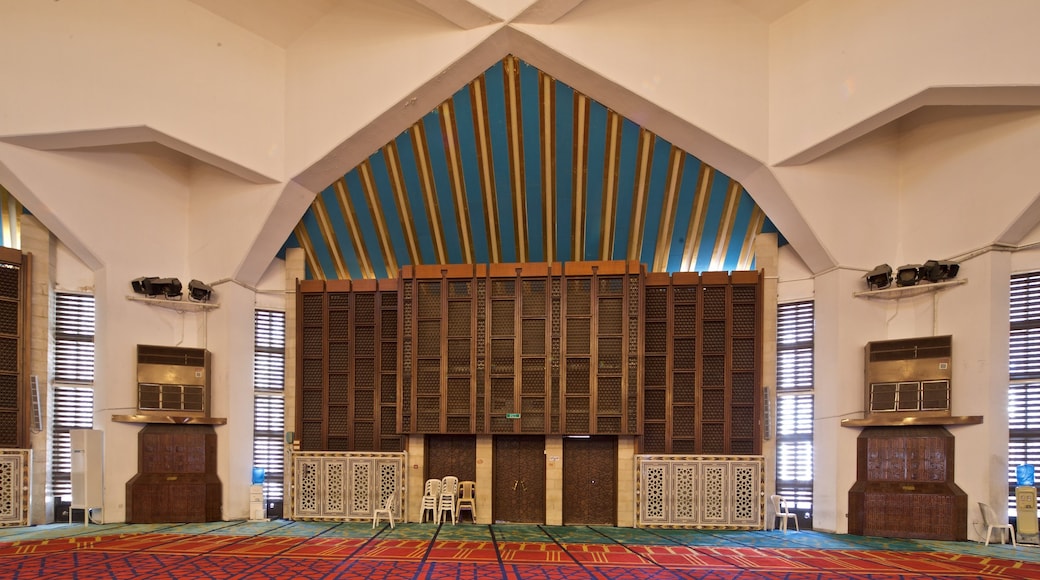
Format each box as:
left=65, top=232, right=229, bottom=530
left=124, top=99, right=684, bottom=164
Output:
left=126, top=294, right=218, bottom=311
left=853, top=278, right=966, bottom=300
left=113, top=414, right=227, bottom=425
left=841, top=415, right=982, bottom=428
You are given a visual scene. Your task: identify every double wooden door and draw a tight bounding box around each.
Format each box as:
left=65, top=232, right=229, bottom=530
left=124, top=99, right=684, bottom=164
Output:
left=493, top=436, right=545, bottom=523
left=562, top=436, right=617, bottom=525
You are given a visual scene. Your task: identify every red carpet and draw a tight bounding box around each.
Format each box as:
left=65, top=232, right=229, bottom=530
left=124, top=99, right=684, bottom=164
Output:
left=0, top=520, right=1037, bottom=579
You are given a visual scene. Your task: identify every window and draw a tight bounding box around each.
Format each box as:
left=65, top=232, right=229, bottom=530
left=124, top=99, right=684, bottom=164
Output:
left=51, top=292, right=96, bottom=501
left=776, top=300, right=814, bottom=520
left=1009, top=272, right=1040, bottom=512
left=254, top=309, right=285, bottom=512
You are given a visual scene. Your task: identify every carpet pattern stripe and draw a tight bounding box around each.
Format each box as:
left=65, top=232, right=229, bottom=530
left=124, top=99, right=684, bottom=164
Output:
left=0, top=521, right=1038, bottom=579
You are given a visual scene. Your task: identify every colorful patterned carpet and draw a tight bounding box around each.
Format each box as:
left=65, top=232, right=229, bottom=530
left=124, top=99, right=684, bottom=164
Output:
left=0, top=519, right=1038, bottom=579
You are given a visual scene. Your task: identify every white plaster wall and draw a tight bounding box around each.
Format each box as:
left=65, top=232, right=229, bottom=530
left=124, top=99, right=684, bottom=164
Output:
left=772, top=126, right=901, bottom=268
left=770, top=0, right=1040, bottom=163
left=515, top=0, right=770, bottom=161
left=285, top=0, right=498, bottom=182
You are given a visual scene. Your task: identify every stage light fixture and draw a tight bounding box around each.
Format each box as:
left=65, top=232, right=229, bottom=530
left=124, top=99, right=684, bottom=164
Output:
left=919, top=260, right=960, bottom=283
left=142, top=277, right=182, bottom=298
left=896, top=264, right=922, bottom=287
left=865, top=264, right=893, bottom=290
left=188, top=279, right=213, bottom=302
left=131, top=277, right=155, bottom=294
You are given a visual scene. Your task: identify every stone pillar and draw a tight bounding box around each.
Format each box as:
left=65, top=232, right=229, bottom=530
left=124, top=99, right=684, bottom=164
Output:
left=22, top=214, right=54, bottom=525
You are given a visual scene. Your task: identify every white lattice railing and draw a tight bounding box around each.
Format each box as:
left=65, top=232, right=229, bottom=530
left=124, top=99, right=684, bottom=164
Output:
left=0, top=449, right=30, bottom=527
left=636, top=455, right=764, bottom=529
left=289, top=451, right=405, bottom=522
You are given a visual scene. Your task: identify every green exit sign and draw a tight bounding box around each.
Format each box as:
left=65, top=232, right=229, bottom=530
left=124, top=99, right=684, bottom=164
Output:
left=506, top=413, right=521, bottom=419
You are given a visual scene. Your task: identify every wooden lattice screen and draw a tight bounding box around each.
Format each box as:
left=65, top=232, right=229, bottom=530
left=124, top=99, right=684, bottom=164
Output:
left=296, top=262, right=760, bottom=453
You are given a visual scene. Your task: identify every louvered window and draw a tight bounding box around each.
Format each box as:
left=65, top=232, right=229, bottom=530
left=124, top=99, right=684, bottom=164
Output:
left=1009, top=272, right=1040, bottom=512
left=776, top=300, right=814, bottom=520
left=51, top=292, right=95, bottom=501
left=254, top=309, right=285, bottom=508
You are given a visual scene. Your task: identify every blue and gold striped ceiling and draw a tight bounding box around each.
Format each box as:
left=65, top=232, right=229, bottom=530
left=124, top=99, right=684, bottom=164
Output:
left=284, top=55, right=783, bottom=280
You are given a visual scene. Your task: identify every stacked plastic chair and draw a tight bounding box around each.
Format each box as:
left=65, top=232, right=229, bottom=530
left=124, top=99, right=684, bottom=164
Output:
left=419, top=478, right=441, bottom=523
left=438, top=476, right=459, bottom=524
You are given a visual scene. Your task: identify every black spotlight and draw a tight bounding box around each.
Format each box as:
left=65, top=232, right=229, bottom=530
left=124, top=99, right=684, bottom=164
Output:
left=865, top=264, right=893, bottom=290
left=142, top=277, right=182, bottom=298
left=896, top=264, right=921, bottom=287
left=188, top=279, right=213, bottom=302
left=919, top=260, right=960, bottom=283
left=131, top=277, right=156, bottom=294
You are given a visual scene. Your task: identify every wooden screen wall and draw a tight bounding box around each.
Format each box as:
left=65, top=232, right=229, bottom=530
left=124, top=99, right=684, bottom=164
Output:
left=641, top=271, right=762, bottom=454
left=0, top=248, right=29, bottom=450
left=296, top=262, right=761, bottom=453
left=297, top=279, right=402, bottom=452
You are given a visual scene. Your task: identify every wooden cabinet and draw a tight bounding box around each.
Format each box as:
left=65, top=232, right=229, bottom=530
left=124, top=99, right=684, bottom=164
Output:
left=848, top=426, right=967, bottom=540
left=125, top=424, right=221, bottom=523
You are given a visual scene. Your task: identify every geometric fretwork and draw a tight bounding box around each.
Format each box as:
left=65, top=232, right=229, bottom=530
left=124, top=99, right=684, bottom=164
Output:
left=636, top=455, right=763, bottom=529
left=0, top=449, right=28, bottom=527
left=290, top=451, right=404, bottom=522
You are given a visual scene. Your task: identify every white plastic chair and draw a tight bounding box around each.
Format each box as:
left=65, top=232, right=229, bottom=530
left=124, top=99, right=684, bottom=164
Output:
left=456, top=480, right=476, bottom=523
left=419, top=478, right=442, bottom=523
left=439, top=476, right=459, bottom=524
left=372, top=493, right=395, bottom=529
left=978, top=502, right=1015, bottom=546
left=771, top=494, right=799, bottom=532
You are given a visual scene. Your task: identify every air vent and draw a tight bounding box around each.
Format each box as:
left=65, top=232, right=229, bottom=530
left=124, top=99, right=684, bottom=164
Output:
left=136, top=345, right=211, bottom=417
left=865, top=336, right=951, bottom=418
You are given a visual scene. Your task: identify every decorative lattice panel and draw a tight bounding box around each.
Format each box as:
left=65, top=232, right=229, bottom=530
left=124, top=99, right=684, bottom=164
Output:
left=636, top=455, right=763, bottom=529
left=0, top=450, right=28, bottom=527
left=291, top=451, right=404, bottom=522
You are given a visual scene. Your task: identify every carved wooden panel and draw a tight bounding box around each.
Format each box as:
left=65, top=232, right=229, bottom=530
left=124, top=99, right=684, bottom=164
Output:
left=636, top=455, right=763, bottom=529
left=641, top=271, right=762, bottom=454
left=0, top=449, right=28, bottom=526
left=493, top=436, right=545, bottom=523
left=297, top=280, right=401, bottom=452
left=425, top=435, right=476, bottom=482
left=563, top=436, right=617, bottom=525
left=290, top=451, right=404, bottom=521
left=0, top=249, right=29, bottom=450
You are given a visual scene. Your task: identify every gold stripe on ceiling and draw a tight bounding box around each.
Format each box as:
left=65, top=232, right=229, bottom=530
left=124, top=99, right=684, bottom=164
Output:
left=312, top=193, right=349, bottom=279
left=407, top=125, right=457, bottom=266
left=600, top=110, right=623, bottom=260
left=293, top=222, right=325, bottom=280
left=504, top=55, right=528, bottom=263
left=441, top=98, right=474, bottom=265
left=652, top=147, right=685, bottom=272
left=470, top=74, right=501, bottom=263
left=627, top=128, right=654, bottom=262
left=540, top=70, right=555, bottom=263
left=737, top=204, right=766, bottom=270
left=382, top=143, right=418, bottom=268
left=681, top=164, right=714, bottom=271
left=571, top=92, right=589, bottom=261
left=0, top=187, right=20, bottom=249
left=710, top=179, right=743, bottom=270
left=333, top=178, right=373, bottom=280
left=395, top=129, right=445, bottom=266
left=358, top=159, right=400, bottom=277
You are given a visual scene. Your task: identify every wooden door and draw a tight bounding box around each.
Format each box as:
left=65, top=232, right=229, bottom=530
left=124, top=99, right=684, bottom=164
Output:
left=493, top=436, right=545, bottom=523
left=562, top=436, right=617, bottom=525
left=426, top=435, right=476, bottom=482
